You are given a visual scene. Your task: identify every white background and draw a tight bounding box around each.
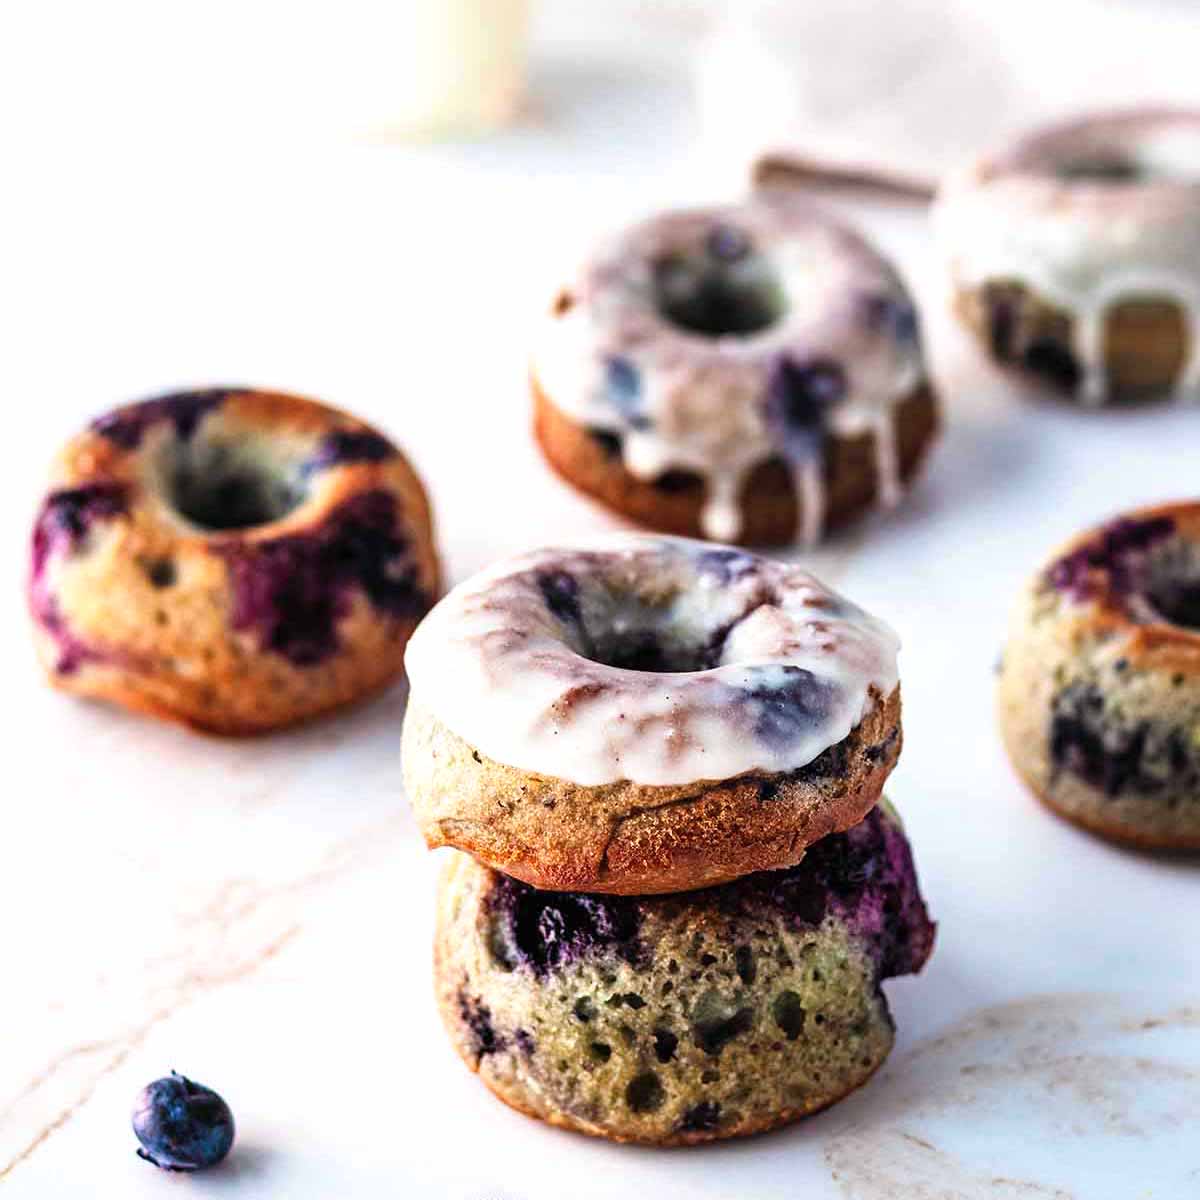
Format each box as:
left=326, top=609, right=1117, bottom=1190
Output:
left=3, top=2, right=1199, bottom=1196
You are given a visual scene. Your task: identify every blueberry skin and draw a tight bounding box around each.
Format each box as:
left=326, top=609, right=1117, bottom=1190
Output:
left=303, top=429, right=396, bottom=474
left=92, top=390, right=229, bottom=450
left=132, top=1073, right=235, bottom=1171
left=764, top=357, right=846, bottom=460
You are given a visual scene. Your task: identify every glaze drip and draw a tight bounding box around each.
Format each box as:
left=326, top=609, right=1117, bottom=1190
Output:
left=935, top=111, right=1200, bottom=405
left=404, top=534, right=898, bottom=787
left=532, top=196, right=925, bottom=543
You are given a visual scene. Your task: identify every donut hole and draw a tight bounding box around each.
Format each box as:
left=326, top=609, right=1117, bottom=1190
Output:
left=166, top=439, right=306, bottom=531
left=1144, top=565, right=1200, bottom=630
left=1055, top=155, right=1144, bottom=184
left=652, top=231, right=786, bottom=337
left=582, top=610, right=722, bottom=673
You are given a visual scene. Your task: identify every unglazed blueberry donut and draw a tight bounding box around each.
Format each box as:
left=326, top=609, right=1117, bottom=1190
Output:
left=402, top=534, right=902, bottom=894
left=531, top=195, right=938, bottom=545
left=936, top=109, right=1200, bottom=404
left=434, top=802, right=934, bottom=1145
left=997, top=502, right=1200, bottom=848
left=29, top=388, right=439, bottom=733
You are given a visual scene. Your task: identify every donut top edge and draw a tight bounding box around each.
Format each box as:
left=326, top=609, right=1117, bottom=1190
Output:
left=933, top=110, right=1200, bottom=402
left=403, top=534, right=900, bottom=788
left=530, top=196, right=927, bottom=544
left=1040, top=505, right=1200, bottom=644
left=30, top=389, right=435, bottom=672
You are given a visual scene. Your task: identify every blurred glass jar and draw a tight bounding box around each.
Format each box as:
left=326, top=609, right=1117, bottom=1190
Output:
left=386, top=0, right=531, bottom=138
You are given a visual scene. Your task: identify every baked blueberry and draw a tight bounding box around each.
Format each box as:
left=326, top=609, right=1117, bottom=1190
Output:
left=998, top=501, right=1200, bottom=847
left=28, top=388, right=439, bottom=733
left=434, top=801, right=934, bottom=1145
left=132, top=1073, right=234, bottom=1171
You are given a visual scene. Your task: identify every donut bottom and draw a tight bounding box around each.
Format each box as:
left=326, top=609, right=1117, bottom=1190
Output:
left=531, top=377, right=939, bottom=546
left=997, top=589, right=1200, bottom=850
left=31, top=608, right=418, bottom=736
left=402, top=687, right=902, bottom=896
left=954, top=279, right=1190, bottom=404
left=433, top=802, right=933, bottom=1146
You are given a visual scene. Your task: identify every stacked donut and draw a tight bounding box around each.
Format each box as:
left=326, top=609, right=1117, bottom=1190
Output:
left=402, top=533, right=934, bottom=1144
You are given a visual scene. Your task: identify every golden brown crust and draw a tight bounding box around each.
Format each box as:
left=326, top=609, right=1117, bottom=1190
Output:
left=531, top=375, right=939, bottom=546
left=1004, top=747, right=1200, bottom=852
left=31, top=389, right=440, bottom=734
left=996, top=507, right=1200, bottom=849
left=953, top=281, right=1189, bottom=403
left=402, top=687, right=901, bottom=894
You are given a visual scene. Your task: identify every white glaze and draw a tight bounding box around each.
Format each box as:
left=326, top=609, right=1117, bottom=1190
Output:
left=934, top=110, right=1200, bottom=405
left=532, top=195, right=925, bottom=544
left=404, top=533, right=899, bottom=788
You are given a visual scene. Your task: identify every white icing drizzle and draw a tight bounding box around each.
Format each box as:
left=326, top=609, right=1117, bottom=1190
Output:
left=404, top=533, right=900, bottom=788
left=933, top=110, right=1200, bottom=404
left=532, top=195, right=926, bottom=544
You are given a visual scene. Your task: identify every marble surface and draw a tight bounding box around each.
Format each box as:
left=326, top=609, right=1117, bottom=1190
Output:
left=5, top=5, right=1199, bottom=1196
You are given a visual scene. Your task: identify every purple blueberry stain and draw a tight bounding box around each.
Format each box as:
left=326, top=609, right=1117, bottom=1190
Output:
left=605, top=356, right=645, bottom=427
left=31, top=483, right=127, bottom=579
left=1048, top=682, right=1198, bottom=799
left=212, top=490, right=427, bottom=667
left=864, top=292, right=920, bottom=345
left=706, top=223, right=751, bottom=263
left=764, top=357, right=845, bottom=460
left=1046, top=516, right=1176, bottom=603
left=487, top=874, right=642, bottom=976
left=537, top=569, right=581, bottom=626
left=303, top=429, right=396, bottom=475
left=729, top=806, right=935, bottom=980
left=29, top=484, right=128, bottom=674
left=458, top=991, right=505, bottom=1058
left=695, top=548, right=758, bottom=586
left=92, top=389, right=230, bottom=450
left=132, top=1072, right=234, bottom=1172
left=740, top=667, right=837, bottom=750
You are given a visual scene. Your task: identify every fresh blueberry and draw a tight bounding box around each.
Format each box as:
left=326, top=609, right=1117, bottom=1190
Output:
left=764, top=357, right=845, bottom=459
left=706, top=223, right=751, bottom=263
left=132, top=1072, right=234, bottom=1172
left=92, top=390, right=229, bottom=449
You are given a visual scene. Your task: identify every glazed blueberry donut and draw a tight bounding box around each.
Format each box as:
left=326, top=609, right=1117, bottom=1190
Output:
left=434, top=802, right=935, bottom=1145
left=531, top=194, right=939, bottom=545
left=936, top=109, right=1200, bottom=404
left=402, top=534, right=902, bottom=894
left=29, top=388, right=439, bottom=733
left=997, top=502, right=1200, bottom=848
